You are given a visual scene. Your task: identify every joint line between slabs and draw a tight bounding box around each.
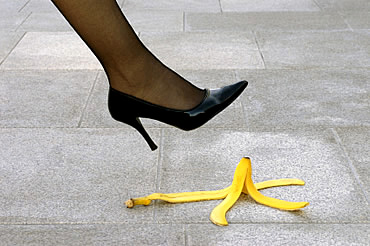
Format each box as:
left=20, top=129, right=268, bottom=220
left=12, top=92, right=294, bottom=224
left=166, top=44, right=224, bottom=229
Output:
left=183, top=12, right=186, bottom=32
left=153, top=128, right=165, bottom=222
left=14, top=11, right=32, bottom=32
left=0, top=32, right=27, bottom=67
left=77, top=71, right=100, bottom=128
left=184, top=225, right=188, bottom=246
left=218, top=0, right=223, bottom=13
left=330, top=128, right=369, bottom=204
left=311, top=0, right=323, bottom=11
left=252, top=31, right=266, bottom=69
left=337, top=11, right=354, bottom=32
left=18, top=0, right=31, bottom=13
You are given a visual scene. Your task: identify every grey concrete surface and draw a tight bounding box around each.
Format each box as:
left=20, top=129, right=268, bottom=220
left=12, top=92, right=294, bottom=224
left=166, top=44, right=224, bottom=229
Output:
left=186, top=12, right=349, bottom=32
left=255, top=30, right=370, bottom=69
left=1, top=32, right=102, bottom=70
left=140, top=31, right=264, bottom=70
left=17, top=13, right=73, bottom=32
left=0, top=0, right=369, bottom=245
left=220, top=0, right=321, bottom=12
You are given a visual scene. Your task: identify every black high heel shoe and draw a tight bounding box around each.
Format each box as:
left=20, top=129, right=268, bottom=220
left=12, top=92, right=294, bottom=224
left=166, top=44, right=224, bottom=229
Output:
left=108, top=80, right=248, bottom=151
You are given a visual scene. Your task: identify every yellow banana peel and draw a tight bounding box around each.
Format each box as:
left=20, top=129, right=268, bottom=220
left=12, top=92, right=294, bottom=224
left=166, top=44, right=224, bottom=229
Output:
left=125, top=157, right=309, bottom=226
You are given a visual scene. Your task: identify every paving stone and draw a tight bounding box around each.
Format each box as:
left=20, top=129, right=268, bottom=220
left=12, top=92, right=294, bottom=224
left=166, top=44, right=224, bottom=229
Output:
left=80, top=70, right=246, bottom=129
left=19, top=0, right=60, bottom=14
left=0, top=128, right=160, bottom=224
left=255, top=30, right=370, bottom=69
left=123, top=10, right=183, bottom=32
left=220, top=0, right=320, bottom=12
left=335, top=127, right=370, bottom=199
left=140, top=32, right=263, bottom=70
left=186, top=12, right=348, bottom=32
left=236, top=69, right=370, bottom=129
left=0, top=32, right=102, bottom=70
left=0, top=11, right=29, bottom=32
left=155, top=128, right=369, bottom=223
left=0, top=70, right=96, bottom=127
left=187, top=224, right=370, bottom=246
left=0, top=224, right=185, bottom=245
left=123, top=0, right=221, bottom=13
left=18, top=12, right=73, bottom=32
left=0, top=32, right=24, bottom=64
left=0, top=0, right=28, bottom=12
left=341, top=11, right=370, bottom=30
left=315, top=0, right=370, bottom=11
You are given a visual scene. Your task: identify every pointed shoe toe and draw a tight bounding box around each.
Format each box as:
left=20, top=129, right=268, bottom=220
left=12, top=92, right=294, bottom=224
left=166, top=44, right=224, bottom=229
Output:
left=108, top=80, right=248, bottom=150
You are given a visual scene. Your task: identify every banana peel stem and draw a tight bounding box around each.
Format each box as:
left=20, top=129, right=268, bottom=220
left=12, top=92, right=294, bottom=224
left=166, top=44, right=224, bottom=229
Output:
left=125, top=157, right=309, bottom=226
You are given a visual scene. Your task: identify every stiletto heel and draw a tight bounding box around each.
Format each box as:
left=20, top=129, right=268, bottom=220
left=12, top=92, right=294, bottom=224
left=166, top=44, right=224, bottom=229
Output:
left=108, top=80, right=248, bottom=151
left=109, top=112, right=158, bottom=151
left=126, top=117, right=158, bottom=151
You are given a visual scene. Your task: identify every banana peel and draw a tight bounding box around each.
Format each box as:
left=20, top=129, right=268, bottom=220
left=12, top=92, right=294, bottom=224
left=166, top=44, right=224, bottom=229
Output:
left=125, top=157, right=309, bottom=226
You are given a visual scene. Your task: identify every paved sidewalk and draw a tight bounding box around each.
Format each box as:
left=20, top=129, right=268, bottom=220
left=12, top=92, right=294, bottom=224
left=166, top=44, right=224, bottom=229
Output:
left=0, top=0, right=369, bottom=245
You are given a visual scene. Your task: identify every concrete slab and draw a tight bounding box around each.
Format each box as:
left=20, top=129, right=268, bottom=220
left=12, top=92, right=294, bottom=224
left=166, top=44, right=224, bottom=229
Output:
left=187, top=224, right=370, bottom=245
left=18, top=12, right=73, bottom=32
left=341, top=11, right=370, bottom=30
left=123, top=0, right=221, bottom=13
left=220, top=0, right=320, bottom=12
left=123, top=10, right=183, bottom=32
left=186, top=12, right=348, bottom=32
left=20, top=0, right=60, bottom=14
left=0, top=70, right=97, bottom=127
left=236, top=69, right=370, bottom=129
left=0, top=0, right=28, bottom=12
left=155, top=129, right=369, bottom=223
left=0, top=128, right=160, bottom=224
left=140, top=32, right=264, bottom=70
left=0, top=32, right=102, bottom=70
left=255, top=30, right=370, bottom=68
left=0, top=224, right=185, bottom=245
left=0, top=32, right=24, bottom=64
left=80, top=70, right=247, bottom=129
left=335, top=127, right=370, bottom=199
left=315, top=0, right=370, bottom=11
left=0, top=12, right=29, bottom=32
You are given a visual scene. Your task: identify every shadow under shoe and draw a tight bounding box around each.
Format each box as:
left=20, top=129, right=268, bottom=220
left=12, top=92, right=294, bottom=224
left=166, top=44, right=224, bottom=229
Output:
left=108, top=80, right=248, bottom=151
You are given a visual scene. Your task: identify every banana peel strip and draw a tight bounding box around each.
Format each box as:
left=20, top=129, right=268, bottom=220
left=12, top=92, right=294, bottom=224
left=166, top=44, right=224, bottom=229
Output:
left=125, top=157, right=309, bottom=226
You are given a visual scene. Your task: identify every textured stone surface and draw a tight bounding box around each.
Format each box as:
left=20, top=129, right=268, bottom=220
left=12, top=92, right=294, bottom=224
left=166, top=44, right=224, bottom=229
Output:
left=155, top=129, right=369, bottom=223
left=0, top=11, right=29, bottom=32
left=255, top=30, right=370, bottom=69
left=140, top=32, right=264, bottom=70
left=341, top=11, right=370, bottom=30
left=187, top=224, right=370, bottom=246
left=315, top=0, right=370, bottom=11
left=335, top=127, right=370, bottom=199
left=237, top=69, right=370, bottom=129
left=18, top=12, right=72, bottom=32
left=19, top=0, right=60, bottom=14
left=123, top=0, right=221, bottom=12
left=220, top=0, right=320, bottom=12
left=0, top=224, right=185, bottom=245
left=0, top=0, right=28, bottom=12
left=0, top=70, right=97, bottom=127
left=186, top=12, right=348, bottom=32
left=1, top=0, right=369, bottom=244
left=0, top=32, right=102, bottom=70
left=0, top=32, right=24, bottom=64
left=0, top=128, right=160, bottom=224
left=123, top=10, right=183, bottom=32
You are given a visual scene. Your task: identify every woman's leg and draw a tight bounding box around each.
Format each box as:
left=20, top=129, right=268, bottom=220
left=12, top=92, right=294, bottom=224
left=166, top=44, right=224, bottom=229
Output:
left=51, top=0, right=204, bottom=110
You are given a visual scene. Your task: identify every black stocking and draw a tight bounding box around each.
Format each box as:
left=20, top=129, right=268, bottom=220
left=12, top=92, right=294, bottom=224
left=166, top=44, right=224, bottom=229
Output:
left=51, top=0, right=204, bottom=110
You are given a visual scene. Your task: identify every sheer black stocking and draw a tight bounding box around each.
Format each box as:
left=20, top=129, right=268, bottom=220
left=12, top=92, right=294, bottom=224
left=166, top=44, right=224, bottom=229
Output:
left=51, top=0, right=204, bottom=110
